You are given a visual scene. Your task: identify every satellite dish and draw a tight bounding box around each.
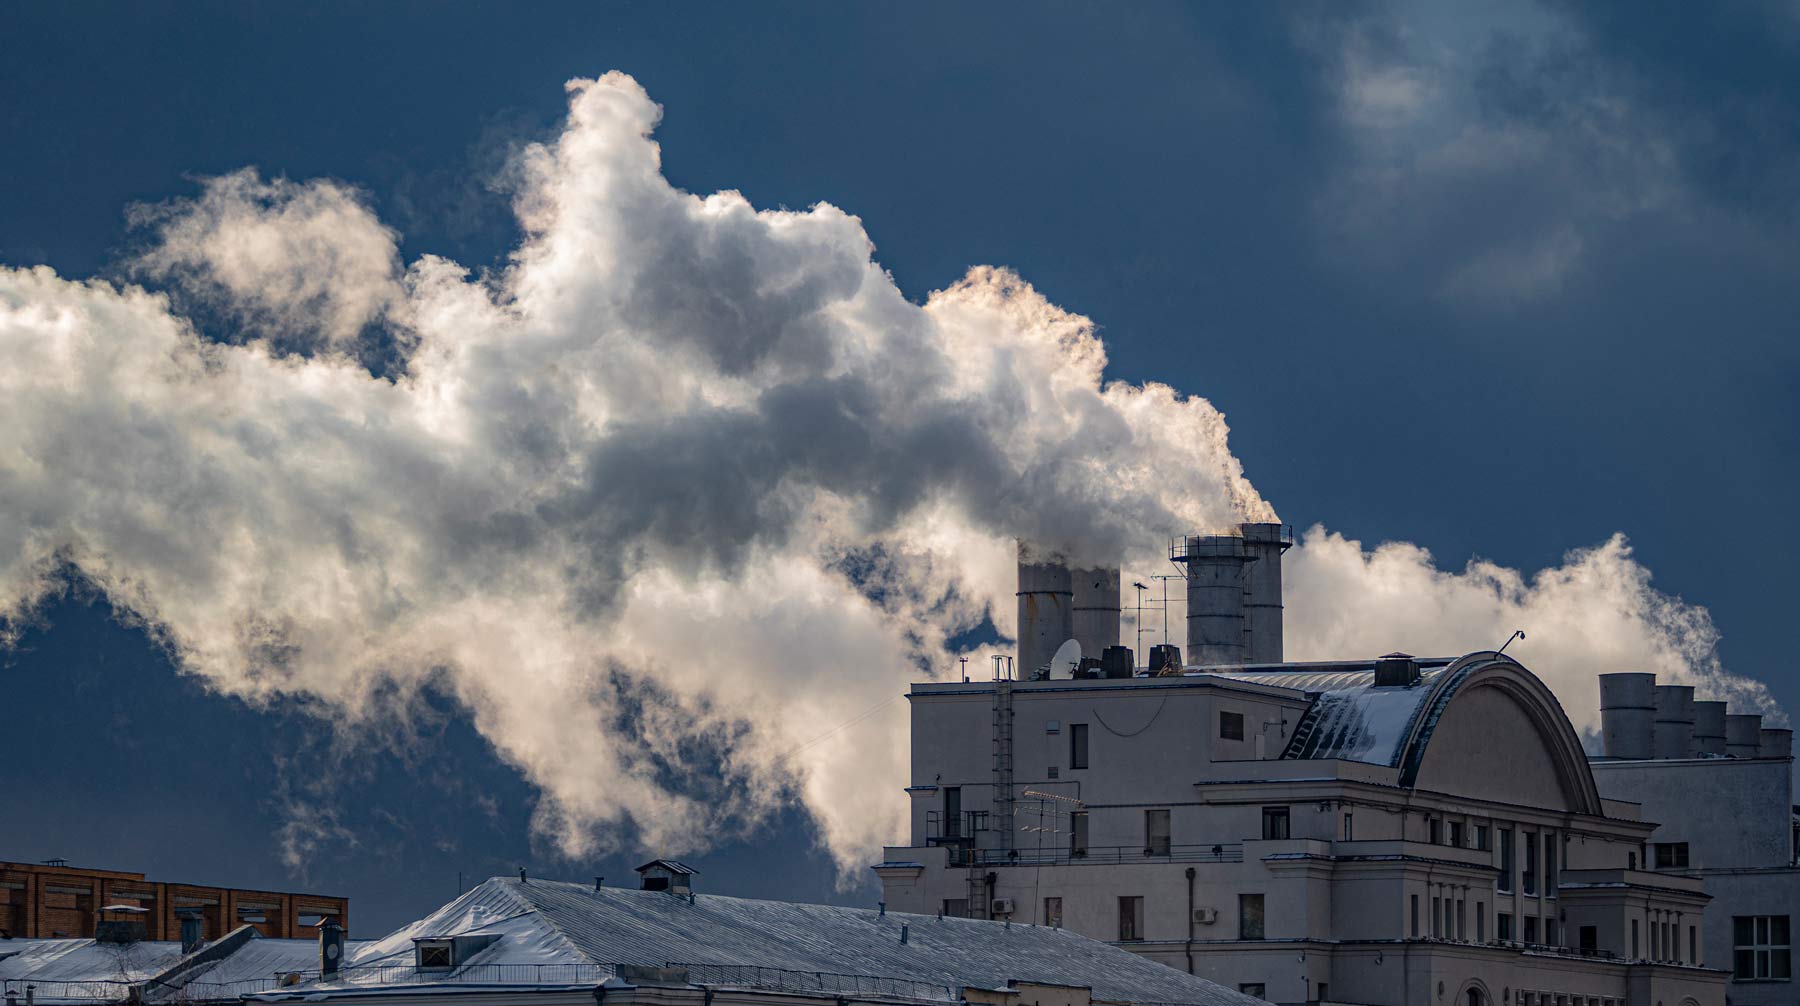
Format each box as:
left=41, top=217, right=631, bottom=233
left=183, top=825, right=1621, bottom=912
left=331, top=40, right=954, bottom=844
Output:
left=1050, top=639, right=1081, bottom=678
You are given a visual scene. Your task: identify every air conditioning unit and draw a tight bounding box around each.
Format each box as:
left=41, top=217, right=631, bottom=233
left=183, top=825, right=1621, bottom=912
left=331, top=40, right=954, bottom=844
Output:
left=1193, top=908, right=1219, bottom=925
left=991, top=898, right=1016, bottom=916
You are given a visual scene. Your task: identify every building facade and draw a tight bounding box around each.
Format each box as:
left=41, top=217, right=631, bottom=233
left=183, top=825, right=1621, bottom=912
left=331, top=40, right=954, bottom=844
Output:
left=876, top=526, right=1728, bottom=1006
left=0, top=860, right=347, bottom=943
left=1586, top=673, right=1797, bottom=1006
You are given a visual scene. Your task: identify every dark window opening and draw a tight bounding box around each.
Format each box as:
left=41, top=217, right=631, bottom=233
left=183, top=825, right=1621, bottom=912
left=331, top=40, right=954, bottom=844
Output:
left=1070, top=723, right=1089, bottom=769
left=1118, top=896, right=1144, bottom=941
left=1238, top=893, right=1265, bottom=940
left=1220, top=710, right=1245, bottom=741
left=1145, top=809, right=1171, bottom=856
left=1261, top=806, right=1289, bottom=840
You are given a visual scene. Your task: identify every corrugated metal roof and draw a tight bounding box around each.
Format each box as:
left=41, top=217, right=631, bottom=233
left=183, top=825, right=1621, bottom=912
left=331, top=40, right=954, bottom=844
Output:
left=267, top=878, right=1260, bottom=1006
left=0, top=938, right=188, bottom=984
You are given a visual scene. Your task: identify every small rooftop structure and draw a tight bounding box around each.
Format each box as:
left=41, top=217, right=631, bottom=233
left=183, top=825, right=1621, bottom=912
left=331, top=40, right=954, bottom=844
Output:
left=633, top=860, right=697, bottom=894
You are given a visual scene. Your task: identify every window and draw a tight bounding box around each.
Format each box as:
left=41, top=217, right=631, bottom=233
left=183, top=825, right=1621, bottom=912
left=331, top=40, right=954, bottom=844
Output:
left=1690, top=926, right=1698, bottom=966
left=1239, top=894, right=1265, bottom=940
left=1044, top=897, right=1063, bottom=929
left=1070, top=723, right=1089, bottom=769
left=1733, top=915, right=1791, bottom=981
left=1580, top=926, right=1598, bottom=952
left=1145, top=809, right=1171, bottom=856
left=1220, top=710, right=1245, bottom=741
left=1524, top=916, right=1538, bottom=944
left=1631, top=919, right=1639, bottom=958
left=1429, top=817, right=1443, bottom=845
left=1238, top=985, right=1265, bottom=1000
left=1654, top=842, right=1690, bottom=869
left=943, top=787, right=962, bottom=838
left=1474, top=824, right=1490, bottom=851
left=1476, top=902, right=1486, bottom=943
left=1546, top=919, right=1559, bottom=947
left=1432, top=895, right=1442, bottom=937
left=943, top=898, right=968, bottom=919
left=1545, top=838, right=1558, bottom=896
left=1456, top=898, right=1466, bottom=941
left=1411, top=894, right=1420, bottom=938
left=1118, top=896, right=1145, bottom=941
left=1498, top=829, right=1514, bottom=892
left=417, top=941, right=453, bottom=970
left=1070, top=811, right=1089, bottom=857
left=1498, top=913, right=1513, bottom=941
left=1344, top=812, right=1353, bottom=841
left=1316, top=983, right=1328, bottom=1001
left=1261, top=806, right=1290, bottom=840
left=1450, top=821, right=1465, bottom=848
left=1523, top=832, right=1538, bottom=895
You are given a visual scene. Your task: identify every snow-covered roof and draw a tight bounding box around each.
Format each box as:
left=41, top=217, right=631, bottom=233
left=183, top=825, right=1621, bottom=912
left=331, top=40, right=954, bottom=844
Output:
left=251, top=878, right=1261, bottom=1006
left=0, top=934, right=369, bottom=1004
left=1207, top=658, right=1468, bottom=768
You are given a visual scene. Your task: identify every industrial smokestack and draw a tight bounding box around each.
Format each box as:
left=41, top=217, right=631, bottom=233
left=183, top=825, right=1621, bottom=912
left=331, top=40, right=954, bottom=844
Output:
left=1726, top=714, right=1764, bottom=758
left=1016, top=542, right=1074, bottom=679
left=1598, top=673, right=1655, bottom=760
left=1758, top=728, right=1792, bottom=759
left=1071, top=566, right=1120, bottom=666
left=1692, top=701, right=1728, bottom=756
left=1652, top=684, right=1696, bottom=759
left=1238, top=523, right=1290, bottom=663
left=1175, top=534, right=1250, bottom=665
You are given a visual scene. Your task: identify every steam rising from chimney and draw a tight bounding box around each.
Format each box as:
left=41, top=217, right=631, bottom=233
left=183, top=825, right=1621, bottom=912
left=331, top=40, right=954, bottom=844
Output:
left=0, top=72, right=1781, bottom=878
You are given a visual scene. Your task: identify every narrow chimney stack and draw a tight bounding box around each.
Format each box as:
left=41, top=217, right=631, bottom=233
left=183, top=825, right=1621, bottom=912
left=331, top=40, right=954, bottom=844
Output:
left=1692, top=701, right=1729, bottom=756
left=1016, top=542, right=1074, bottom=679
left=1759, top=727, right=1793, bottom=759
left=1175, top=534, right=1250, bottom=665
left=1070, top=566, right=1121, bottom=667
left=1727, top=714, right=1765, bottom=758
left=1598, top=673, right=1656, bottom=760
left=1652, top=684, right=1696, bottom=759
left=1238, top=523, right=1291, bottom=663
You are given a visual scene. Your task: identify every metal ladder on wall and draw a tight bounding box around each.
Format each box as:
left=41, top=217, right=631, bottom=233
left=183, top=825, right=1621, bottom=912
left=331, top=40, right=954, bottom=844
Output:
left=968, top=677, right=1014, bottom=919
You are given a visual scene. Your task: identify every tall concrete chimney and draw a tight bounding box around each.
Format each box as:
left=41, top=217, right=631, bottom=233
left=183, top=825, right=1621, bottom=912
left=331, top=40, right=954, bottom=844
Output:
left=1176, top=534, right=1250, bottom=666
left=1758, top=727, right=1792, bottom=759
left=1652, top=684, right=1696, bottom=759
left=1016, top=542, right=1074, bottom=678
left=1071, top=566, right=1120, bottom=667
left=1726, top=714, right=1764, bottom=758
left=1598, top=673, right=1656, bottom=760
left=1692, top=701, right=1729, bottom=756
left=1239, top=523, right=1290, bottom=663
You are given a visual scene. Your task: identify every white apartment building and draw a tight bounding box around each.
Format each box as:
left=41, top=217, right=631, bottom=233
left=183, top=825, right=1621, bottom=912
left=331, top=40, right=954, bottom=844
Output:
left=876, top=525, right=1729, bottom=1006
left=1585, top=673, right=1797, bottom=1006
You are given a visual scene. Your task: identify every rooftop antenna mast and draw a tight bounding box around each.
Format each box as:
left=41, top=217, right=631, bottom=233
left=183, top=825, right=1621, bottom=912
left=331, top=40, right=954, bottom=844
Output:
left=1132, top=582, right=1148, bottom=656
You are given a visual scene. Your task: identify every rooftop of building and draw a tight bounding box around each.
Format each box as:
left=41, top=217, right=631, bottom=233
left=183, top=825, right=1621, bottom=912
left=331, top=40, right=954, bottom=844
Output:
left=0, top=931, right=368, bottom=1004
left=250, top=877, right=1261, bottom=1006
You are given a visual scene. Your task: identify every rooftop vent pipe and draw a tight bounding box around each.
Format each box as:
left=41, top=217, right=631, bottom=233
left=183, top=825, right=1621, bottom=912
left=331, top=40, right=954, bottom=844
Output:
left=1692, top=701, right=1729, bottom=756
left=1239, top=523, right=1291, bottom=663
left=1174, top=534, right=1250, bottom=665
left=1759, top=727, right=1793, bottom=759
left=1373, top=652, right=1421, bottom=687
left=1652, top=684, right=1696, bottom=759
left=318, top=918, right=346, bottom=976
left=1727, top=714, right=1765, bottom=758
left=1598, top=673, right=1656, bottom=760
left=1016, top=542, right=1074, bottom=679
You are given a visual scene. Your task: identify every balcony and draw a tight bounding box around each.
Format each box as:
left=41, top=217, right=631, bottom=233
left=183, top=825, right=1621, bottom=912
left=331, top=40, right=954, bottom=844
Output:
left=965, top=843, right=1244, bottom=868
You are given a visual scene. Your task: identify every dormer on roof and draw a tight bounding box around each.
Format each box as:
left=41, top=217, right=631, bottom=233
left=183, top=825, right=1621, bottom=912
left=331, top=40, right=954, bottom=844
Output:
left=633, top=860, right=697, bottom=894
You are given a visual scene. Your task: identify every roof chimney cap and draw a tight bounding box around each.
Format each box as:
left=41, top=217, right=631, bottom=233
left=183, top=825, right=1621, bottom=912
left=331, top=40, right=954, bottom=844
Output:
left=1374, top=653, right=1421, bottom=687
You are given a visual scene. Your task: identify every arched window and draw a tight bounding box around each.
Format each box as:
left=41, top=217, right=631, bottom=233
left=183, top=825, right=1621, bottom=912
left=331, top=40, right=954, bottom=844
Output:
left=1465, top=989, right=1483, bottom=1006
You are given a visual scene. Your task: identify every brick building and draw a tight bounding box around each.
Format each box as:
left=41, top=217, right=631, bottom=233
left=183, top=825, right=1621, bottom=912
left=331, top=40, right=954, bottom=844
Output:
left=0, top=859, right=347, bottom=941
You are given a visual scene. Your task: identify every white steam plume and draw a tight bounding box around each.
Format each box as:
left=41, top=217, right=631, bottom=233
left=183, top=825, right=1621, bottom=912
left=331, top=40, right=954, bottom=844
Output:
left=0, top=73, right=1777, bottom=879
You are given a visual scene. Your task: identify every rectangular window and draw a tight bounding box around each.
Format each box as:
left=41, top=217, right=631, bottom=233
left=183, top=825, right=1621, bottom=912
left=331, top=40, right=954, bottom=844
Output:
left=1690, top=926, right=1698, bottom=966
left=1044, top=897, right=1062, bottom=929
left=1238, top=985, right=1265, bottom=1000
left=1524, top=916, right=1538, bottom=944
left=1449, top=821, right=1465, bottom=848
left=1631, top=918, right=1639, bottom=958
left=1477, top=902, right=1486, bottom=943
left=1429, top=817, right=1443, bottom=845
left=1261, top=806, right=1290, bottom=840
left=1070, top=723, right=1089, bottom=769
left=1546, top=918, right=1559, bottom=947
left=1733, top=915, right=1791, bottom=981
left=1344, top=812, right=1353, bottom=841
left=943, top=898, right=968, bottom=919
left=417, top=942, right=453, bottom=969
left=1580, top=925, right=1598, bottom=952
left=1498, top=828, right=1514, bottom=892
left=1654, top=842, right=1691, bottom=869
left=1431, top=895, right=1441, bottom=937
left=1474, top=824, right=1490, bottom=851
left=1498, top=912, right=1513, bottom=941
left=1145, top=809, right=1171, bottom=856
left=1411, top=894, right=1420, bottom=938
left=1070, top=811, right=1089, bottom=857
left=1545, top=838, right=1558, bottom=896
left=1220, top=709, right=1245, bottom=741
left=1456, top=898, right=1466, bottom=941
left=1239, top=893, right=1265, bottom=940
left=943, top=787, right=962, bottom=838
left=1524, top=832, right=1539, bottom=895
left=1118, top=896, right=1144, bottom=942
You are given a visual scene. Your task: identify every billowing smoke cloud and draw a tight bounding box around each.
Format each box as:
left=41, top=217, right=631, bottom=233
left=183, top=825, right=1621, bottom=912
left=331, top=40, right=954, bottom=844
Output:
left=0, top=73, right=1777, bottom=879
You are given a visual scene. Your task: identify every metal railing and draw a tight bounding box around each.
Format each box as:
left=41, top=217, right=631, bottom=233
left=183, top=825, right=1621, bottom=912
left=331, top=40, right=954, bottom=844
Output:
left=677, top=965, right=957, bottom=1002
left=967, top=842, right=1243, bottom=867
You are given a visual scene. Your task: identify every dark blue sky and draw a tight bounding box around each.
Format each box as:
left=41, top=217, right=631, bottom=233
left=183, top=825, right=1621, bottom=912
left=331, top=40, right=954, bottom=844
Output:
left=3, top=2, right=1797, bottom=933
